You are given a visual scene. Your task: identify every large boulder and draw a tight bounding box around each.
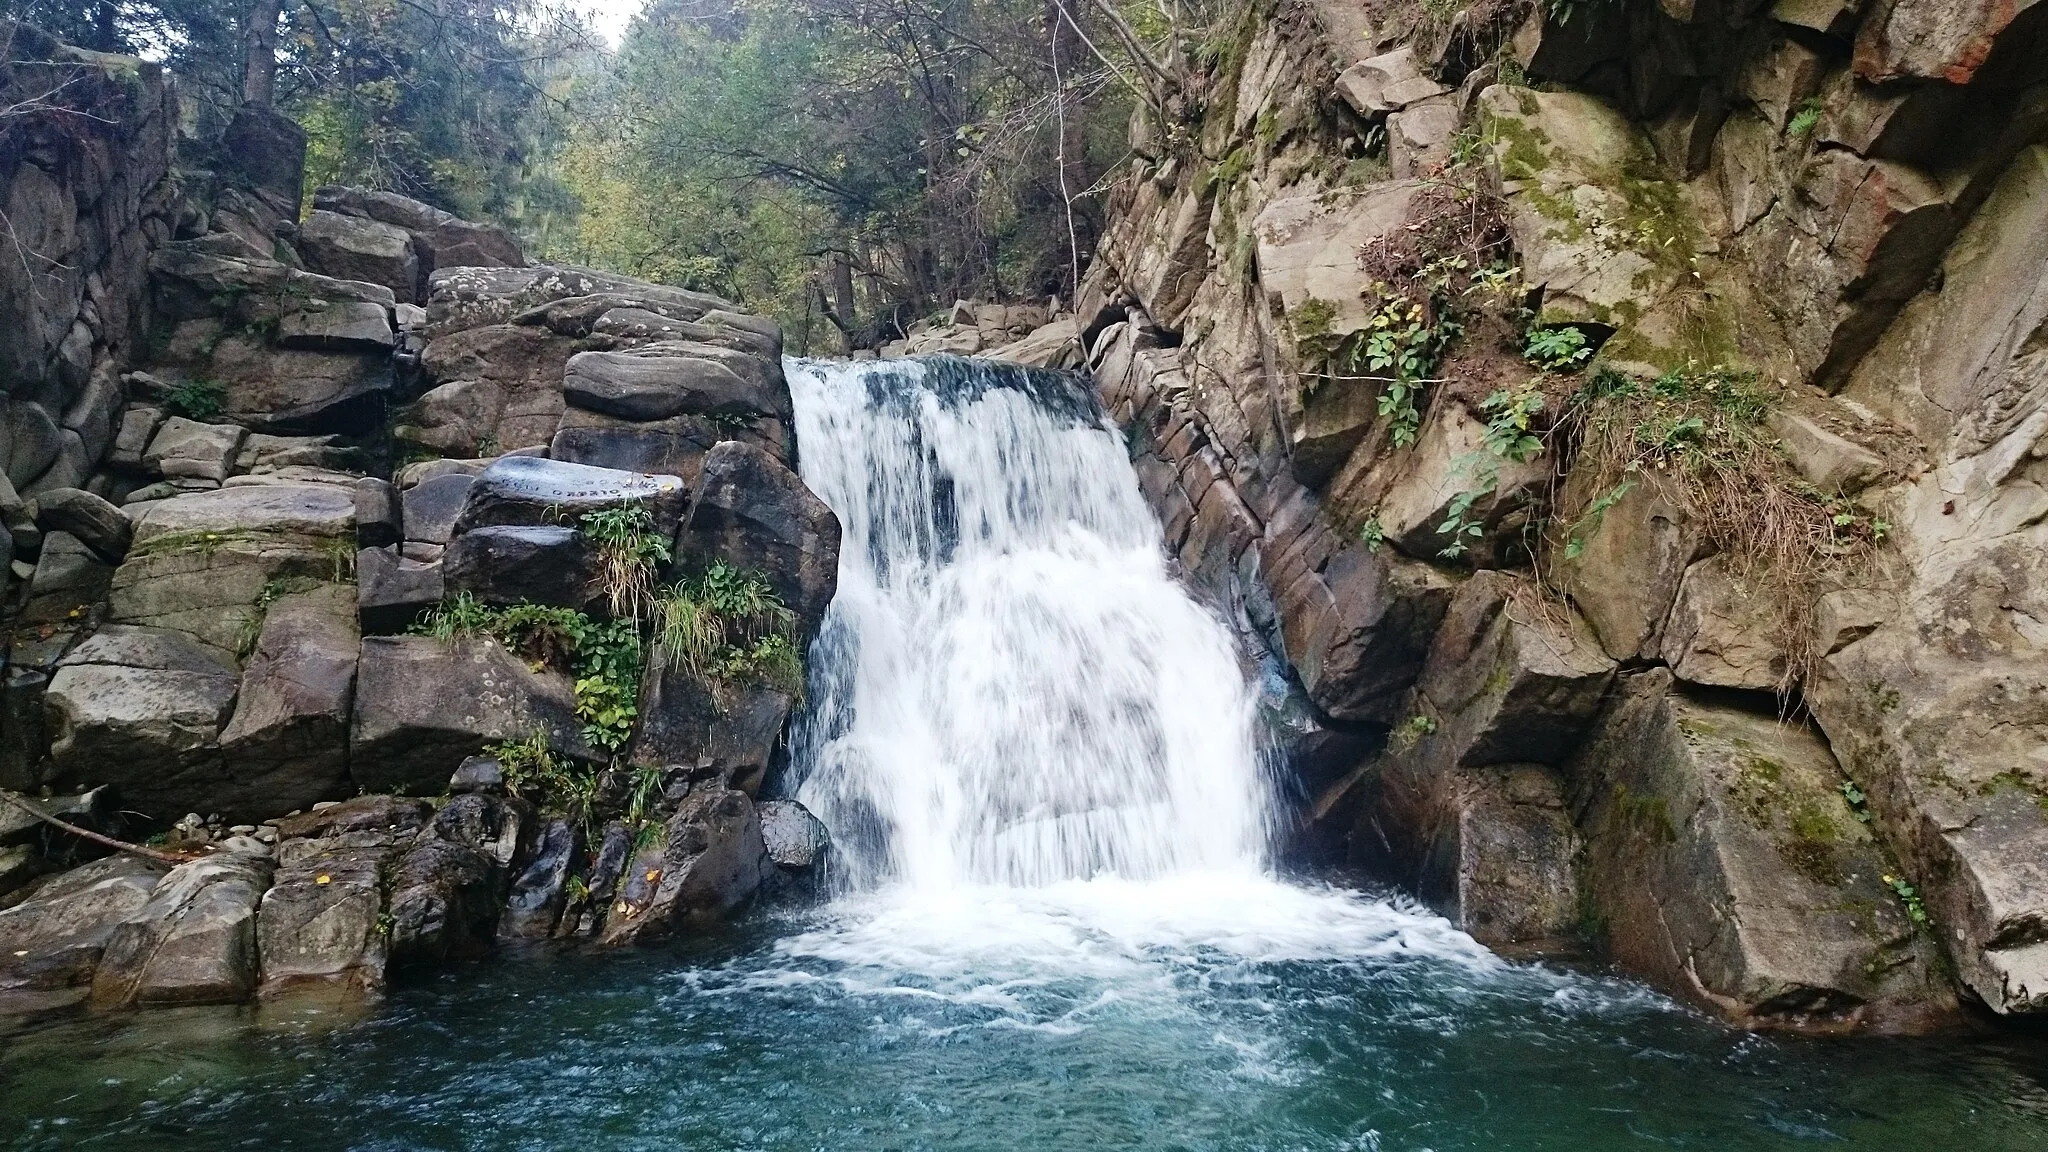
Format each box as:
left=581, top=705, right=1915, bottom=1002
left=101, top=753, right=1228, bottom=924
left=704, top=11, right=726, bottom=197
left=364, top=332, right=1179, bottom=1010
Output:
left=600, top=787, right=765, bottom=945
left=215, top=585, right=360, bottom=816
left=402, top=324, right=583, bottom=457
left=628, top=664, right=796, bottom=795
left=42, top=626, right=241, bottom=821
left=401, top=472, right=474, bottom=545
left=89, top=849, right=273, bottom=1008
left=32, top=487, right=131, bottom=563
left=443, top=525, right=598, bottom=609
left=678, top=442, right=841, bottom=637
left=356, top=545, right=443, bottom=634
left=452, top=455, right=688, bottom=539
left=295, top=210, right=421, bottom=303
left=561, top=343, right=790, bottom=424
left=256, top=796, right=430, bottom=997
left=1567, top=671, right=1952, bottom=1031
left=500, top=816, right=580, bottom=940
left=350, top=636, right=597, bottom=795
left=0, top=855, right=167, bottom=999
left=384, top=795, right=527, bottom=969
left=111, top=484, right=356, bottom=655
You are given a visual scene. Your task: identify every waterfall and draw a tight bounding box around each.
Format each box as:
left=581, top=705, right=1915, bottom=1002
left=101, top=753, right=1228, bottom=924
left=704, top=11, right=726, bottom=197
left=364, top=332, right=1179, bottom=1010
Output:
left=786, top=355, right=1276, bottom=891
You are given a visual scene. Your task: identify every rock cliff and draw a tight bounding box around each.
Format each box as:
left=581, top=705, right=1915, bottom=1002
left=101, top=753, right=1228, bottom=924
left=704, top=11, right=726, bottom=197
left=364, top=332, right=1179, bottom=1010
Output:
left=1052, top=0, right=2048, bottom=1031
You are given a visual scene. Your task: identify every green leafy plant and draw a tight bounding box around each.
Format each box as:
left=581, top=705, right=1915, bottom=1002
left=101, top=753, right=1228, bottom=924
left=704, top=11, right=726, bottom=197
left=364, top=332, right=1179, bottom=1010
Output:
left=1787, top=97, right=1825, bottom=139
left=163, top=377, right=227, bottom=421
left=1838, top=780, right=1874, bottom=824
left=1524, top=325, right=1594, bottom=372
left=1883, top=873, right=1931, bottom=928
left=1437, top=386, right=1548, bottom=560
left=485, top=731, right=601, bottom=819
left=414, top=597, right=643, bottom=754
left=1358, top=516, right=1386, bottom=553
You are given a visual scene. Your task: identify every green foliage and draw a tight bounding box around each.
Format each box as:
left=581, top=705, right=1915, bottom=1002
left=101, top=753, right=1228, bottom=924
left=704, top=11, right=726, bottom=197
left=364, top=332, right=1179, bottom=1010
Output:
left=163, top=377, right=227, bottom=421
left=1838, top=780, right=1874, bottom=824
left=1358, top=516, right=1386, bottom=553
left=1883, top=873, right=1931, bottom=928
left=579, top=503, right=672, bottom=620
left=653, top=563, right=803, bottom=694
left=1524, top=326, right=1594, bottom=372
left=1787, top=98, right=1825, bottom=139
left=413, top=595, right=643, bottom=754
left=485, top=731, right=599, bottom=817
left=1438, top=386, right=1547, bottom=560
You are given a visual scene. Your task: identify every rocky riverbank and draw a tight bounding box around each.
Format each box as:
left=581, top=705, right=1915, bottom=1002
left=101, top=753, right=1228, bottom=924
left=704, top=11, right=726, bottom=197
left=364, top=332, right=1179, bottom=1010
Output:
left=1, top=25, right=839, bottom=1016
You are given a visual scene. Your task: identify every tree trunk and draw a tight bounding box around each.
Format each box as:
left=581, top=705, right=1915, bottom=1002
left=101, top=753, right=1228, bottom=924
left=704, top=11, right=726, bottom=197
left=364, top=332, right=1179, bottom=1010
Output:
left=242, top=0, right=284, bottom=108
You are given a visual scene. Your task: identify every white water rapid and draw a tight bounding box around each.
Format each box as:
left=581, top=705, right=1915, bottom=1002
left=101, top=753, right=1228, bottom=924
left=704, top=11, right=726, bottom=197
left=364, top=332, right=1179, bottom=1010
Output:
left=779, top=354, right=1500, bottom=990
left=786, top=355, right=1273, bottom=890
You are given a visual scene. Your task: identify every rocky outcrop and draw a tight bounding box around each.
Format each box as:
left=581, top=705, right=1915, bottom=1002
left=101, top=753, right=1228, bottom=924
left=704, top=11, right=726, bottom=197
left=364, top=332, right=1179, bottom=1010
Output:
left=0, top=27, right=844, bottom=1013
left=1058, top=0, right=2048, bottom=1029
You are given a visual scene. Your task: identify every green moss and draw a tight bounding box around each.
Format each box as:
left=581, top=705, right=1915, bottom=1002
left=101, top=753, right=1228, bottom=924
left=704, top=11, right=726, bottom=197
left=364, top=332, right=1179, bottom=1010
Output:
left=1608, top=782, right=1676, bottom=846
left=1482, top=112, right=1553, bottom=181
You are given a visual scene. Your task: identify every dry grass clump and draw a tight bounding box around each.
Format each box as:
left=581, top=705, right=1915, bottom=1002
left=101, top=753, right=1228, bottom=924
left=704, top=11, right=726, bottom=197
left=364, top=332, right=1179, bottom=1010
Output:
left=1550, top=365, right=1890, bottom=694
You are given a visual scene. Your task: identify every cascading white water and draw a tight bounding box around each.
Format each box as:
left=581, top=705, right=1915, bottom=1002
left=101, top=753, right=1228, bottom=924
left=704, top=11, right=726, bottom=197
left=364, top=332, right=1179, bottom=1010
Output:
left=786, top=355, right=1276, bottom=891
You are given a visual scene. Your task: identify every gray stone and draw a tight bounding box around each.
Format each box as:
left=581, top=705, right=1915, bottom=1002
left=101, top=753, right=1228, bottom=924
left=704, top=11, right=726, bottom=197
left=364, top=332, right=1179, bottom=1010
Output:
left=401, top=473, right=474, bottom=545
left=144, top=417, right=247, bottom=483
left=679, top=442, right=841, bottom=637
left=1568, top=671, right=1953, bottom=1031
left=222, top=106, right=306, bottom=208
left=387, top=797, right=522, bottom=969
left=1387, top=96, right=1462, bottom=179
left=1335, top=47, right=1449, bottom=116
left=449, top=756, right=505, bottom=794
left=7, top=401, right=63, bottom=490
left=21, top=530, right=112, bottom=625
left=1769, top=409, right=1892, bottom=495
left=355, top=476, right=400, bottom=549
left=356, top=546, right=443, bottom=634
left=276, top=300, right=395, bottom=351
left=601, top=788, right=765, bottom=945
left=350, top=636, right=597, bottom=795
left=43, top=626, right=241, bottom=821
left=0, top=855, right=167, bottom=993
left=758, top=800, right=830, bottom=870
left=33, top=487, right=131, bottom=563
left=296, top=210, right=420, bottom=303
left=562, top=343, right=791, bottom=423
left=216, top=586, right=359, bottom=817
left=1659, top=558, right=1790, bottom=692
left=453, top=455, right=689, bottom=540
left=443, top=525, right=598, bottom=609
left=629, top=665, right=795, bottom=796
left=89, top=853, right=273, bottom=1007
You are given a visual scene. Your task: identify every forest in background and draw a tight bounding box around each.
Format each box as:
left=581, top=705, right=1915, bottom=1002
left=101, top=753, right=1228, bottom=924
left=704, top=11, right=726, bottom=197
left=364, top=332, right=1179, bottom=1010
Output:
left=0, top=0, right=1208, bottom=350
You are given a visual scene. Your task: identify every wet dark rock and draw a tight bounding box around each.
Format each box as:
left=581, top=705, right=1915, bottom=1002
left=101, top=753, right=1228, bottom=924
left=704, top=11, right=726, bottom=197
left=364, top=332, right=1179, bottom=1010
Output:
left=679, top=442, right=840, bottom=637
left=564, top=821, right=634, bottom=938
left=387, top=832, right=501, bottom=968
left=501, top=817, right=580, bottom=940
left=443, top=525, right=598, bottom=609
left=759, top=800, right=830, bottom=870
left=272, top=795, right=432, bottom=842
left=630, top=665, right=794, bottom=796
left=222, top=106, right=307, bottom=208
left=601, top=788, right=765, bottom=945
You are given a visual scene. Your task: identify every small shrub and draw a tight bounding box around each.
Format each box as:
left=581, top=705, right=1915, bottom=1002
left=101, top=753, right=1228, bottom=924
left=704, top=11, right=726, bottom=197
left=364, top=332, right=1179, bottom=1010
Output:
left=164, top=377, right=227, bottom=421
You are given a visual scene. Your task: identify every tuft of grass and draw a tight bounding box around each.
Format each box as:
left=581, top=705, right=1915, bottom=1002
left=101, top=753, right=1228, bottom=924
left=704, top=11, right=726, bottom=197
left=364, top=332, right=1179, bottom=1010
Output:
left=653, top=563, right=803, bottom=694
left=580, top=503, right=672, bottom=621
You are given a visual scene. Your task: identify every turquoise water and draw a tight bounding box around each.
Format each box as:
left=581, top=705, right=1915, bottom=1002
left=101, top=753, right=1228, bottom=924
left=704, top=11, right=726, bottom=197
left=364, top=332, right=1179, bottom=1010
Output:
left=4, top=879, right=2046, bottom=1151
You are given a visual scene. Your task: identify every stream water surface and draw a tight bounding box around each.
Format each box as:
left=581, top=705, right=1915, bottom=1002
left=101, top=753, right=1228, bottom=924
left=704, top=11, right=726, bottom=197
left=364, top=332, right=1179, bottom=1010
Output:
left=3, top=358, right=2046, bottom=1149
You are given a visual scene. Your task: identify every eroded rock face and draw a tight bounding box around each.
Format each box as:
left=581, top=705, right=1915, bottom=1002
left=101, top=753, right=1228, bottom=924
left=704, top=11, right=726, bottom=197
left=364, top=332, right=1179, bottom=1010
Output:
left=43, top=625, right=240, bottom=821
left=257, top=797, right=431, bottom=998
left=600, top=787, right=765, bottom=946
left=216, top=585, right=360, bottom=817
left=452, top=455, right=688, bottom=540
left=350, top=636, right=596, bottom=795
left=679, top=442, right=841, bottom=638
left=1570, top=671, right=1951, bottom=1031
left=91, top=849, right=273, bottom=1008
left=0, top=855, right=167, bottom=998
